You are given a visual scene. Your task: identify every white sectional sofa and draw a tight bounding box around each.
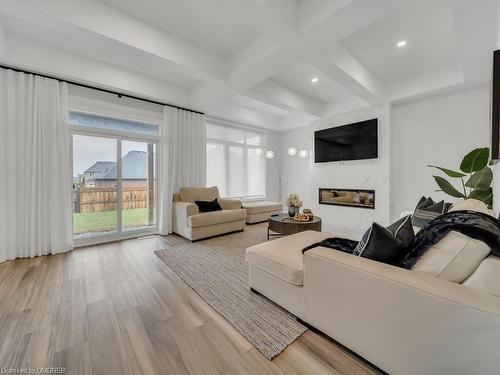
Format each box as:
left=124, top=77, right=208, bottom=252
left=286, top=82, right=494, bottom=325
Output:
left=246, top=230, right=500, bottom=375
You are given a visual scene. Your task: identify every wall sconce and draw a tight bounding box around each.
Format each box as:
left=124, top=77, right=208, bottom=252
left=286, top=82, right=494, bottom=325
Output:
left=287, top=147, right=297, bottom=156
left=265, top=150, right=275, bottom=159
left=298, top=149, right=309, bottom=158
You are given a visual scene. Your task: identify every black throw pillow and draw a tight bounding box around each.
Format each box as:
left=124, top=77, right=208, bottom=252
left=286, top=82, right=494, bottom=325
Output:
left=353, top=223, right=406, bottom=265
left=412, top=196, right=446, bottom=228
left=194, top=198, right=222, bottom=213
left=386, top=214, right=415, bottom=248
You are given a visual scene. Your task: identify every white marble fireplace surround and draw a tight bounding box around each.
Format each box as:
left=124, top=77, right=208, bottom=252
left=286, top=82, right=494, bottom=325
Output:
left=278, top=103, right=391, bottom=238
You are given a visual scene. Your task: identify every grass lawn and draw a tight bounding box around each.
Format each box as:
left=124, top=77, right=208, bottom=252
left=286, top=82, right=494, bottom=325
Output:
left=74, top=208, right=151, bottom=234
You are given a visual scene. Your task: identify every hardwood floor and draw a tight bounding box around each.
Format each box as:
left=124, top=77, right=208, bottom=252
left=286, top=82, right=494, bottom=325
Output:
left=0, top=229, right=381, bottom=375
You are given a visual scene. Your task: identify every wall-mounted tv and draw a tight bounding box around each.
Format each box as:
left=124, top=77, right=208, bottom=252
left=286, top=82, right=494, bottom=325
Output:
left=314, top=119, right=378, bottom=163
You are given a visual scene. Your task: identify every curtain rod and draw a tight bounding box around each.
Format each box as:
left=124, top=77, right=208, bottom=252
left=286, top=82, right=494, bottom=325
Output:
left=0, top=64, right=205, bottom=115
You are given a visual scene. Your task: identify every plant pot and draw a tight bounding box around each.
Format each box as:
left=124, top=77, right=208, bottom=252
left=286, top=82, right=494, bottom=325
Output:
left=288, top=205, right=299, bottom=217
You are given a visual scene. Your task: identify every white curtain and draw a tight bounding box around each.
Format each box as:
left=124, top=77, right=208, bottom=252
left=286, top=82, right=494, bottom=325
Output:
left=158, top=106, right=206, bottom=235
left=0, top=69, right=73, bottom=262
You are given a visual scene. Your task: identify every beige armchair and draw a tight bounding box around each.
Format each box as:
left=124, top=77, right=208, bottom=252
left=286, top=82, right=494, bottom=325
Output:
left=172, top=186, right=247, bottom=241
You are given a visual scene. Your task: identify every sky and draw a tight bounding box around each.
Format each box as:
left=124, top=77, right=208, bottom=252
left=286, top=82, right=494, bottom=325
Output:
left=73, top=134, right=149, bottom=177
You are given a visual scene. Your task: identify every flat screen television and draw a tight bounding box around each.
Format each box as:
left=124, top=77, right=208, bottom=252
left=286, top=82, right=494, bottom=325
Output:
left=314, top=119, right=378, bottom=163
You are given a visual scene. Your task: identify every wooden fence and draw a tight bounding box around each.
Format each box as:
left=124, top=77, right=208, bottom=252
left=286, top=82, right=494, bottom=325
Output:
left=74, top=187, right=155, bottom=213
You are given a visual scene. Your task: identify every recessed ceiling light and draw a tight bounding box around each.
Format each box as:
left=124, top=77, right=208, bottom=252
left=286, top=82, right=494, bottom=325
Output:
left=311, top=77, right=319, bottom=83
left=397, top=40, right=407, bottom=48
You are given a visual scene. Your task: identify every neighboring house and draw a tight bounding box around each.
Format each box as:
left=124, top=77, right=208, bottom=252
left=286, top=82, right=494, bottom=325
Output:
left=83, top=161, right=115, bottom=187
left=95, top=151, right=149, bottom=188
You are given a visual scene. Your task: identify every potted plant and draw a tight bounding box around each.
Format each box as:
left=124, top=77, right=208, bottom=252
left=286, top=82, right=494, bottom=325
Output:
left=428, top=147, right=493, bottom=208
left=286, top=194, right=303, bottom=217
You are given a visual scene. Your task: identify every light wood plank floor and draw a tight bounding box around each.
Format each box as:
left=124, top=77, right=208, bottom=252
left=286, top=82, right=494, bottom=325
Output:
left=0, top=227, right=381, bottom=375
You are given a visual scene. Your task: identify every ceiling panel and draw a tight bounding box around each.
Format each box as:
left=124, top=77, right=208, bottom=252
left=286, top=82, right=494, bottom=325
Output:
left=101, top=0, right=257, bottom=59
left=340, top=0, right=459, bottom=84
left=271, top=61, right=356, bottom=103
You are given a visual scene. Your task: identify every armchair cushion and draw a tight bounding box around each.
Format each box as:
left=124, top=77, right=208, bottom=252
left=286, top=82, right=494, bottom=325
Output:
left=188, top=209, right=246, bottom=228
left=219, top=198, right=242, bottom=210
left=180, top=186, right=220, bottom=203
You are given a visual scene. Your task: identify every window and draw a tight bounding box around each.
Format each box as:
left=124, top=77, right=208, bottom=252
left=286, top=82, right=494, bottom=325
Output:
left=206, top=122, right=266, bottom=199
left=70, top=112, right=158, bottom=244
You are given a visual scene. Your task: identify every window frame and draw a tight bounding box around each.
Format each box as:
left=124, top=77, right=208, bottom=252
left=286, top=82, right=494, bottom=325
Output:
left=69, top=111, right=159, bottom=247
left=206, top=120, right=267, bottom=200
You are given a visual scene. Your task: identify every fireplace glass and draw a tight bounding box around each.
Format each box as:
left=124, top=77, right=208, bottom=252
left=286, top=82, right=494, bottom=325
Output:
left=319, top=188, right=375, bottom=209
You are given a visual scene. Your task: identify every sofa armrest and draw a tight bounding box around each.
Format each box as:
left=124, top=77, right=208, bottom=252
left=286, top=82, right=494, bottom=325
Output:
left=219, top=198, right=242, bottom=210
left=172, top=201, right=199, bottom=229
left=303, top=248, right=500, bottom=374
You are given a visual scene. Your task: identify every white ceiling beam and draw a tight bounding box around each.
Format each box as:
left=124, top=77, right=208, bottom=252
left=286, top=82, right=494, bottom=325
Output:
left=0, top=0, right=227, bottom=83
left=229, top=35, right=280, bottom=76
left=2, top=34, right=190, bottom=107
left=246, top=80, right=325, bottom=117
left=298, top=0, right=351, bottom=33
left=214, top=0, right=298, bottom=45
left=306, top=46, right=382, bottom=105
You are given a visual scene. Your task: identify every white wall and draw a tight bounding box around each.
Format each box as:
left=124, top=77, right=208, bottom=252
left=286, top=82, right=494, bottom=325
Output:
left=279, top=103, right=391, bottom=237
left=391, top=85, right=492, bottom=219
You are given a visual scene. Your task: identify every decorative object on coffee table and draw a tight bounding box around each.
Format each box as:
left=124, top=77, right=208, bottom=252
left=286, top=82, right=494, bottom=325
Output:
left=303, top=208, right=313, bottom=220
left=286, top=193, right=303, bottom=217
left=268, top=213, right=321, bottom=239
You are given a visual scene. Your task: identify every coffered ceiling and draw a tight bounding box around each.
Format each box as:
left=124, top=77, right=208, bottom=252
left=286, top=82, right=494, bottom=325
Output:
left=0, top=0, right=498, bottom=130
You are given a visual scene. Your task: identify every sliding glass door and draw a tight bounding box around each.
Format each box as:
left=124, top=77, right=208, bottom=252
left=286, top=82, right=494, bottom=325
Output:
left=72, top=134, right=118, bottom=239
left=72, top=132, right=158, bottom=244
left=121, top=140, right=157, bottom=232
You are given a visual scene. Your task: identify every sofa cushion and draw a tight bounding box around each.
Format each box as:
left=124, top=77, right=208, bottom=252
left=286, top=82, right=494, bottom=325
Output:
left=243, top=201, right=283, bottom=214
left=353, top=222, right=407, bottom=265
left=411, top=231, right=490, bottom=283
left=180, top=186, right=220, bottom=203
left=449, top=198, right=496, bottom=217
left=246, top=230, right=332, bottom=285
left=386, top=214, right=415, bottom=248
left=412, top=196, right=447, bottom=228
left=188, top=208, right=246, bottom=228
left=463, top=256, right=500, bottom=297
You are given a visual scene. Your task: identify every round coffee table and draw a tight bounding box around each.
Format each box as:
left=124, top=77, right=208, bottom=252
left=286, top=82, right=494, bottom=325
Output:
left=267, top=213, right=322, bottom=240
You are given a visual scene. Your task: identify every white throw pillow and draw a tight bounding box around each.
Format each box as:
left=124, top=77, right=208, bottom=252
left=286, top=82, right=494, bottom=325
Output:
left=449, top=199, right=495, bottom=217
left=412, top=231, right=490, bottom=283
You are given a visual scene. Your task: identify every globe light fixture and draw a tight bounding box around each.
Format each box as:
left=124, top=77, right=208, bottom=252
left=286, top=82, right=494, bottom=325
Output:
left=265, top=150, right=275, bottom=159
left=287, top=147, right=297, bottom=156
left=255, top=147, right=263, bottom=156
left=298, top=149, right=309, bottom=158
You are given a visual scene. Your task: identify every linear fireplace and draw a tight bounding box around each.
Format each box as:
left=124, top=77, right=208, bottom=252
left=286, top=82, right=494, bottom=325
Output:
left=319, top=188, right=375, bottom=209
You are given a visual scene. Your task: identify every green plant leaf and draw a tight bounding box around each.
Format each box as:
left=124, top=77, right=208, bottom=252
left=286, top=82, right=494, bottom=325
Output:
left=469, top=187, right=493, bottom=208
left=432, top=176, right=466, bottom=198
left=427, top=165, right=466, bottom=178
left=465, top=167, right=493, bottom=191
left=460, top=147, right=489, bottom=173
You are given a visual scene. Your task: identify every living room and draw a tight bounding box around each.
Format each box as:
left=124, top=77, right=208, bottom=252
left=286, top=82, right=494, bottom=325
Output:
left=0, top=1, right=499, bottom=374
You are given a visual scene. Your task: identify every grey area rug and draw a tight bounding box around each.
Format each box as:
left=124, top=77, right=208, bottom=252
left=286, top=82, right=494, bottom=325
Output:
left=155, top=237, right=307, bottom=360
